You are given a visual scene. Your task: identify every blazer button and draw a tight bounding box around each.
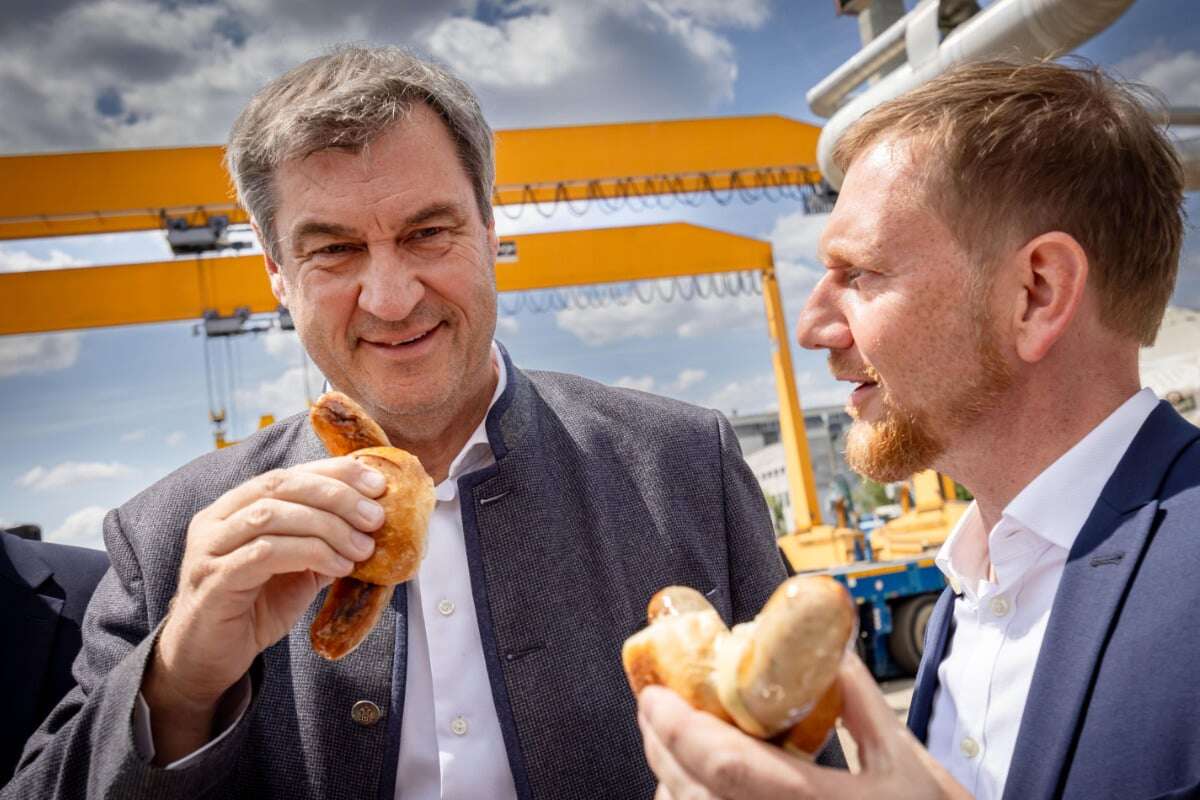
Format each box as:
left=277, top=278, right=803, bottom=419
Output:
left=351, top=700, right=383, bottom=727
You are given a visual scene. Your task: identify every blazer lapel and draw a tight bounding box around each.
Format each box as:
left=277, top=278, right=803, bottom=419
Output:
left=455, top=353, right=537, bottom=800
left=1002, top=500, right=1157, bottom=799
left=1003, top=401, right=1199, bottom=800
left=907, top=587, right=954, bottom=743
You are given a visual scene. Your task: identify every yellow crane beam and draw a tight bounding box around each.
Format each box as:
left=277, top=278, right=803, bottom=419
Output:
left=1, top=219, right=823, bottom=531
left=0, top=223, right=771, bottom=335
left=0, top=115, right=820, bottom=240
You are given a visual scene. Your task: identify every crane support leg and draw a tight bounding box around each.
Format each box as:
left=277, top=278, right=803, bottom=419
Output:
left=760, top=264, right=822, bottom=531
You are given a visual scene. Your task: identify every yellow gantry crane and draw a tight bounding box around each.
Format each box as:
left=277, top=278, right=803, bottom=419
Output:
left=0, top=113, right=871, bottom=552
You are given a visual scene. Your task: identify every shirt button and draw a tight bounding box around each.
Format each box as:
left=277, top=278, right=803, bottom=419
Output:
left=960, top=737, right=980, bottom=759
left=351, top=700, right=383, bottom=727
left=450, top=716, right=469, bottom=736
left=438, top=599, right=456, bottom=616
left=990, top=596, right=1011, bottom=617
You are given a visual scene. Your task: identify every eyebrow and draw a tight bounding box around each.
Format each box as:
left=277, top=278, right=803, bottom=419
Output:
left=406, top=202, right=464, bottom=227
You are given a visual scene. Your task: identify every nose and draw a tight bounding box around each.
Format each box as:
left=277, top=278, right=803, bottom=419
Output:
left=796, top=274, right=852, bottom=352
left=357, top=246, right=426, bottom=322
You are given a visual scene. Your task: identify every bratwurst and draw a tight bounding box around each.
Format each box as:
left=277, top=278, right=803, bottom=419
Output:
left=308, top=392, right=435, bottom=660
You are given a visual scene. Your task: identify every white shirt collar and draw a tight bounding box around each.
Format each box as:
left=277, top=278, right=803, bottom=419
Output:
left=436, top=342, right=507, bottom=500
left=937, top=388, right=1159, bottom=595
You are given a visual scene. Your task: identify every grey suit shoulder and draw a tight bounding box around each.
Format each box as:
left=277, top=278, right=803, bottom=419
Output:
left=4, top=357, right=837, bottom=800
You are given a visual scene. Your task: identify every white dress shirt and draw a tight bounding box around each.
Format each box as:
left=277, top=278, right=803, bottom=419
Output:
left=394, top=343, right=517, bottom=799
left=137, top=344, right=518, bottom=800
left=926, top=388, right=1158, bottom=799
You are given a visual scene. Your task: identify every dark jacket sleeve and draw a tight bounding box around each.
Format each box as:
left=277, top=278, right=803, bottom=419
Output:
left=714, top=412, right=848, bottom=771
left=714, top=410, right=787, bottom=624
left=2, top=509, right=254, bottom=800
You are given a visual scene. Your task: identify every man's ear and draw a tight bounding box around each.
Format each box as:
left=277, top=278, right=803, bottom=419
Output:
left=253, top=220, right=288, bottom=306
left=1010, top=231, right=1089, bottom=364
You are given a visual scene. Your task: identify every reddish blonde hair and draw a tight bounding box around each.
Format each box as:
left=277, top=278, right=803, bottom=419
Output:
left=834, top=60, right=1185, bottom=345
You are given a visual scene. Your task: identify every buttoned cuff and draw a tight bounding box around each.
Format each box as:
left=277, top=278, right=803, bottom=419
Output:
left=132, top=674, right=253, bottom=768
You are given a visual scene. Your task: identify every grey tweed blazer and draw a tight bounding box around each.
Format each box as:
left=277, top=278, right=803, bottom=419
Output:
left=5, top=350, right=842, bottom=799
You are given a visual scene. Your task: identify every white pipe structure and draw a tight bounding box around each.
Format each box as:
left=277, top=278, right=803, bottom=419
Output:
left=1162, top=107, right=1200, bottom=127
left=816, top=0, right=1136, bottom=189
left=1178, top=136, right=1200, bottom=191
left=806, top=4, right=916, bottom=118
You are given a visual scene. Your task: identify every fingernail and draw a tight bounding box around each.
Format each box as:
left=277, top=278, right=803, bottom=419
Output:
left=352, top=531, right=376, bottom=556
left=362, top=469, right=387, bottom=492
left=357, top=499, right=384, bottom=525
left=334, top=555, right=355, bottom=573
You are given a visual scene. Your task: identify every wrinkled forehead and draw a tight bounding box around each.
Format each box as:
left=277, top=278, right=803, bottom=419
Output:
left=819, top=138, right=941, bottom=263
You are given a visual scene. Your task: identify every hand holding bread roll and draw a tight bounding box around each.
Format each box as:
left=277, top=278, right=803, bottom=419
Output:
left=309, top=392, right=435, bottom=660
left=623, top=575, right=856, bottom=757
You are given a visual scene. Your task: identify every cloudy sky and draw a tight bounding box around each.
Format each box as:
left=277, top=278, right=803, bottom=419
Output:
left=1, top=0, right=1197, bottom=550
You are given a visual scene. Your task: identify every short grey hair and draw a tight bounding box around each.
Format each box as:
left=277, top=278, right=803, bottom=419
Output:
left=225, top=45, right=495, bottom=261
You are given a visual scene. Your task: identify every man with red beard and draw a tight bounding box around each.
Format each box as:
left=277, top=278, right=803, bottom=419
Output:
left=637, top=60, right=1198, bottom=800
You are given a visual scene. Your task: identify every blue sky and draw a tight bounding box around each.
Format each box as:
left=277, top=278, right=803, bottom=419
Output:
left=1, top=0, right=1197, bottom=548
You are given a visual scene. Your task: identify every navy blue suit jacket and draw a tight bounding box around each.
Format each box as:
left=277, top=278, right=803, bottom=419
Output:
left=0, top=533, right=108, bottom=787
left=907, top=401, right=1200, bottom=799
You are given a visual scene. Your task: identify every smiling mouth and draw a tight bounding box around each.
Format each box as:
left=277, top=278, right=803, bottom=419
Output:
left=365, top=323, right=440, bottom=348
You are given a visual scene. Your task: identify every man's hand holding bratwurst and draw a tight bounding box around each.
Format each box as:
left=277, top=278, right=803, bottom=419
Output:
left=140, top=457, right=387, bottom=763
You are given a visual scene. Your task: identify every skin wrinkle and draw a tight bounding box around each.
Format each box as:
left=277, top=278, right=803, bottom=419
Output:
left=800, top=135, right=1143, bottom=534
left=265, top=102, right=498, bottom=482
left=800, top=137, right=1014, bottom=485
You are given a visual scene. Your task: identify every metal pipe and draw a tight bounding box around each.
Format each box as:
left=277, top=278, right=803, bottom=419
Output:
left=815, top=0, right=1136, bottom=189
left=1177, top=136, right=1200, bottom=191
left=1159, top=106, right=1200, bottom=127
left=806, top=2, right=920, bottom=118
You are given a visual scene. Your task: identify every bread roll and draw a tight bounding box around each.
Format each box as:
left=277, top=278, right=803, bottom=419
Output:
left=623, top=576, right=856, bottom=757
left=346, top=447, right=434, bottom=585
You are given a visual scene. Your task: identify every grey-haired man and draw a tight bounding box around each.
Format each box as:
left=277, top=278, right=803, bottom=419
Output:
left=3, top=47, right=842, bottom=799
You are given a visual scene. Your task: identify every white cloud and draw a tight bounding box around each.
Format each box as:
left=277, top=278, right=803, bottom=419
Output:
left=262, top=329, right=303, bottom=359
left=552, top=207, right=828, bottom=347
left=769, top=209, right=830, bottom=265
left=705, top=372, right=779, bottom=416
left=613, top=367, right=707, bottom=397
left=675, top=367, right=707, bottom=391
left=164, top=431, right=186, bottom=446
left=554, top=255, right=821, bottom=346
left=425, top=0, right=765, bottom=127
left=0, top=0, right=764, bottom=153
left=426, top=12, right=579, bottom=89
left=704, top=370, right=849, bottom=417
left=16, top=460, right=134, bottom=491
left=120, top=428, right=147, bottom=442
left=555, top=289, right=720, bottom=345
left=0, top=248, right=87, bottom=272
left=0, top=1, right=466, bottom=151
left=496, top=315, right=520, bottom=336
left=1116, top=45, right=1200, bottom=107
left=615, top=374, right=656, bottom=392
left=0, top=332, right=82, bottom=378
left=653, top=0, right=770, bottom=28
left=46, top=505, right=108, bottom=550
left=235, top=366, right=311, bottom=421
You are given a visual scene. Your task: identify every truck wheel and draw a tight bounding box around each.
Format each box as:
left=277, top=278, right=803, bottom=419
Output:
left=889, top=594, right=937, bottom=675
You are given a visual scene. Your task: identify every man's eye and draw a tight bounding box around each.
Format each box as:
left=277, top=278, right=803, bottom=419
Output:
left=411, top=227, right=446, bottom=241
left=314, top=243, right=354, bottom=256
